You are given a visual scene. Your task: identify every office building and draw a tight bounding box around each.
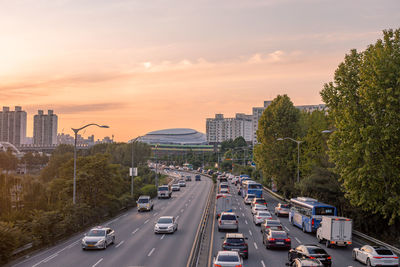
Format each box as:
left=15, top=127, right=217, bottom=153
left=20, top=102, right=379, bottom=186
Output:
left=0, top=106, right=27, bottom=145
left=33, top=110, right=58, bottom=146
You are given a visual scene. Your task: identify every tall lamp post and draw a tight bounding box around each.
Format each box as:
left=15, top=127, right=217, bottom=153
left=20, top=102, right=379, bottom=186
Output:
left=72, top=123, right=109, bottom=205
left=130, top=136, right=142, bottom=196
left=277, top=137, right=302, bottom=183
left=155, top=144, right=159, bottom=188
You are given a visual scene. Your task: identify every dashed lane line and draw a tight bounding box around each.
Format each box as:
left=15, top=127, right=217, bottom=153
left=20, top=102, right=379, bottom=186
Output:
left=92, top=258, right=103, bottom=267
left=132, top=228, right=139, bottom=235
left=115, top=240, right=124, bottom=248
left=284, top=226, right=290, bottom=232
left=160, top=234, right=165, bottom=240
left=144, top=219, right=150, bottom=224
left=245, top=220, right=248, bottom=225
left=147, top=248, right=155, bottom=257
left=254, top=242, right=258, bottom=250
left=249, top=230, right=253, bottom=236
left=261, top=260, right=266, bottom=267
left=42, top=253, right=58, bottom=263
left=295, top=237, right=302, bottom=244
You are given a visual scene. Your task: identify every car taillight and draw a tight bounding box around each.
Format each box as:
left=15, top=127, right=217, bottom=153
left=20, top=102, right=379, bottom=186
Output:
left=257, top=217, right=261, bottom=219
left=223, top=242, right=227, bottom=246
left=309, top=256, right=316, bottom=259
left=235, top=265, right=242, bottom=267
left=285, top=238, right=291, bottom=242
left=312, top=219, right=314, bottom=226
left=268, top=238, right=276, bottom=242
left=374, top=256, right=383, bottom=259
left=327, top=256, right=332, bottom=260
left=214, top=265, right=222, bottom=267
left=236, top=220, right=238, bottom=224
left=394, top=257, right=399, bottom=259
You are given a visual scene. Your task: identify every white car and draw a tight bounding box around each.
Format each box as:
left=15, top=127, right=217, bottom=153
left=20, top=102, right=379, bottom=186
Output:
left=252, top=204, right=268, bottom=215
left=352, top=245, right=399, bottom=267
left=244, top=194, right=256, bottom=205
left=253, top=210, right=273, bottom=225
left=154, top=216, right=178, bottom=234
left=213, top=251, right=243, bottom=267
left=82, top=227, right=115, bottom=250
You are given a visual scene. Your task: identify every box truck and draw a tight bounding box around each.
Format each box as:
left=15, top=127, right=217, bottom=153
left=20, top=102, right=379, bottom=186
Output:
left=316, top=216, right=352, bottom=248
left=216, top=193, right=232, bottom=218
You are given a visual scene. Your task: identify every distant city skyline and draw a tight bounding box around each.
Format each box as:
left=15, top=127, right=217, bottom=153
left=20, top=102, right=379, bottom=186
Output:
left=1, top=0, right=399, bottom=141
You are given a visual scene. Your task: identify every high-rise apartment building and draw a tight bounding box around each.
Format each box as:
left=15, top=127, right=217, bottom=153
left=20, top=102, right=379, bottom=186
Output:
left=0, top=106, right=27, bottom=145
left=252, top=101, right=272, bottom=145
left=206, top=113, right=252, bottom=144
left=33, top=110, right=58, bottom=145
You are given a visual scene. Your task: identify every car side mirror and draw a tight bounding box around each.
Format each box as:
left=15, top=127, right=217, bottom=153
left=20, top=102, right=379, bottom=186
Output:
left=237, top=216, right=239, bottom=218
left=285, top=263, right=290, bottom=266
left=245, top=237, right=248, bottom=240
left=221, top=237, right=225, bottom=239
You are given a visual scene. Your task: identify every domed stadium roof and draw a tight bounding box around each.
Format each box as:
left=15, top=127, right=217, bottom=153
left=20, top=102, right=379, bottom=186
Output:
left=135, top=128, right=207, bottom=145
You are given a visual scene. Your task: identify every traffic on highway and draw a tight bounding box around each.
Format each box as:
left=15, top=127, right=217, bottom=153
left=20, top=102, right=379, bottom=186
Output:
left=10, top=170, right=212, bottom=267
left=210, top=173, right=399, bottom=267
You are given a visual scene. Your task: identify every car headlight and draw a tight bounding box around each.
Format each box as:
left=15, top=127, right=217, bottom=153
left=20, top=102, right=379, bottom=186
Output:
left=168, top=225, right=174, bottom=229
left=82, top=239, right=86, bottom=245
left=155, top=225, right=159, bottom=229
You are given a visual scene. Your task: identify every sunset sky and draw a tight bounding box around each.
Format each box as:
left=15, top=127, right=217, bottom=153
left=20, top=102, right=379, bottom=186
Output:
left=1, top=0, right=399, bottom=141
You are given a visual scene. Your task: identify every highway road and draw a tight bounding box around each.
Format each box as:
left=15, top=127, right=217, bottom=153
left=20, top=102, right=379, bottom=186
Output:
left=10, top=172, right=212, bottom=267
left=210, top=180, right=366, bottom=267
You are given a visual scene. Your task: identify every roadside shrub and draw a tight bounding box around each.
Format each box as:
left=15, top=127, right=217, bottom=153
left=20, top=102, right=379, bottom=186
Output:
left=0, top=222, right=22, bottom=264
left=140, top=184, right=157, bottom=198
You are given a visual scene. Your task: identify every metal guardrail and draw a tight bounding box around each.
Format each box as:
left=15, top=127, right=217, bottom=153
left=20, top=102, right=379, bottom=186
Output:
left=186, top=174, right=215, bottom=267
left=12, top=242, right=33, bottom=256
left=262, top=185, right=400, bottom=255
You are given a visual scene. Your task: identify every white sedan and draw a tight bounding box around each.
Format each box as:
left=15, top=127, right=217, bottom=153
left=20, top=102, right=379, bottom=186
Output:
left=253, top=211, right=273, bottom=225
left=352, top=245, right=399, bottom=267
left=213, top=251, right=243, bottom=267
left=251, top=204, right=268, bottom=215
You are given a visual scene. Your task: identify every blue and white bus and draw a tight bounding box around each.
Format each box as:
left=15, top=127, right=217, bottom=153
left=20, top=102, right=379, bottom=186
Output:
left=241, top=181, right=263, bottom=198
left=238, top=177, right=252, bottom=197
left=289, top=197, right=337, bottom=233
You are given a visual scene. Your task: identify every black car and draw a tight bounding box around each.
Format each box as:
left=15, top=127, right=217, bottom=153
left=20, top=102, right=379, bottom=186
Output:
left=195, top=174, right=201, bottom=181
left=288, top=245, right=332, bottom=267
left=221, top=233, right=249, bottom=259
left=263, top=230, right=291, bottom=249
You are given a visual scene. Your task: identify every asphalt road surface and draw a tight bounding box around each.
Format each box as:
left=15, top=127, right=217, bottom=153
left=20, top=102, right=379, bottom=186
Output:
left=210, top=180, right=365, bottom=267
left=11, top=173, right=212, bottom=267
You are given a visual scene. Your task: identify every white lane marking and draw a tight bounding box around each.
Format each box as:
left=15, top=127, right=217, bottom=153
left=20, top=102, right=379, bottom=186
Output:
left=144, top=219, right=150, bottom=224
left=160, top=234, right=165, bottom=240
left=66, top=240, right=79, bottom=249
left=180, top=209, right=184, bottom=213
left=245, top=220, right=248, bottom=225
left=239, top=207, right=242, bottom=210
left=254, top=242, right=258, bottom=250
left=132, top=228, right=139, bottom=234
left=176, top=215, right=180, bottom=219
left=185, top=203, right=188, bottom=206
left=147, top=248, right=155, bottom=256
left=284, top=226, right=290, bottom=232
left=122, top=214, right=128, bottom=217
left=42, top=253, right=58, bottom=263
left=153, top=212, right=159, bottom=217
left=242, top=213, right=245, bottom=216
left=261, top=260, right=266, bottom=267
left=115, top=240, right=124, bottom=248
left=295, top=237, right=302, bottom=244
left=249, top=230, right=253, bottom=236
left=92, top=258, right=103, bottom=267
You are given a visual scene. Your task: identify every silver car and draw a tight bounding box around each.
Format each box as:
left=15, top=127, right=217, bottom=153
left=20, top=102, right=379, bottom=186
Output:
left=251, top=204, right=268, bottom=215
left=218, top=212, right=239, bottom=232
left=154, top=216, right=178, bottom=234
left=82, top=227, right=115, bottom=250
left=253, top=210, right=273, bottom=225
left=213, top=251, right=243, bottom=267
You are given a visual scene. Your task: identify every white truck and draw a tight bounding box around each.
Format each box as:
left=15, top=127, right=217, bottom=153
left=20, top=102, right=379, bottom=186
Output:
left=216, top=193, right=232, bottom=218
left=316, top=216, right=352, bottom=248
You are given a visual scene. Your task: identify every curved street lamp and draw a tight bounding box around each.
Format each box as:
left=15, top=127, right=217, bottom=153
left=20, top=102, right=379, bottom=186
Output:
left=129, top=136, right=142, bottom=196
left=277, top=137, right=303, bottom=183
left=72, top=123, right=109, bottom=205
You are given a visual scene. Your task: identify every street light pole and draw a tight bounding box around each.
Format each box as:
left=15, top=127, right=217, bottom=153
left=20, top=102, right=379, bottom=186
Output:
left=277, top=137, right=302, bottom=183
left=155, top=144, right=159, bottom=188
left=72, top=123, right=109, bottom=205
left=130, top=136, right=142, bottom=197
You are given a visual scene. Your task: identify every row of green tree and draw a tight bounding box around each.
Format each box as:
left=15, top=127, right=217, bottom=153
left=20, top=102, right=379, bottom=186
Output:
left=254, top=29, right=400, bottom=245
left=0, top=142, right=159, bottom=264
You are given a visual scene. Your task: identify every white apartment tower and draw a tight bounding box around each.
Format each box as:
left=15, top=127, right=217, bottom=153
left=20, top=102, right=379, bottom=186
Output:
left=206, top=113, right=252, bottom=143
left=33, top=110, right=58, bottom=145
left=0, top=106, right=27, bottom=145
left=252, top=101, right=272, bottom=145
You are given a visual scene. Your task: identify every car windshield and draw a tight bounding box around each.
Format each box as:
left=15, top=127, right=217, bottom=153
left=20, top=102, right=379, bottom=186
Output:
left=159, top=187, right=168, bottom=191
left=226, top=238, right=244, bottom=244
left=307, top=247, right=327, bottom=254
left=266, top=221, right=281, bottom=226
left=173, top=184, right=179, bottom=186
left=247, top=195, right=255, bottom=199
left=248, top=184, right=262, bottom=189
left=158, top=218, right=173, bottom=224
left=217, top=255, right=239, bottom=262
left=280, top=204, right=289, bottom=208
left=221, top=215, right=236, bottom=220
left=375, top=249, right=394, bottom=255
left=256, top=205, right=267, bottom=209
left=258, top=212, right=270, bottom=216
left=138, top=198, right=149, bottom=203
left=87, top=229, right=105, bottom=237
left=220, top=184, right=228, bottom=188
left=314, top=207, right=335, bottom=216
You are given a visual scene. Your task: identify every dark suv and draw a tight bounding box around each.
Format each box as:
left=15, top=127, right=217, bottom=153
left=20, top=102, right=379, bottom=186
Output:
left=221, top=233, right=249, bottom=259
left=288, top=245, right=332, bottom=267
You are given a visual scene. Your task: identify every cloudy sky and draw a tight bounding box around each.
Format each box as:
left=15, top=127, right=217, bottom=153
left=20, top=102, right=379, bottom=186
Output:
left=1, top=0, right=399, bottom=141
